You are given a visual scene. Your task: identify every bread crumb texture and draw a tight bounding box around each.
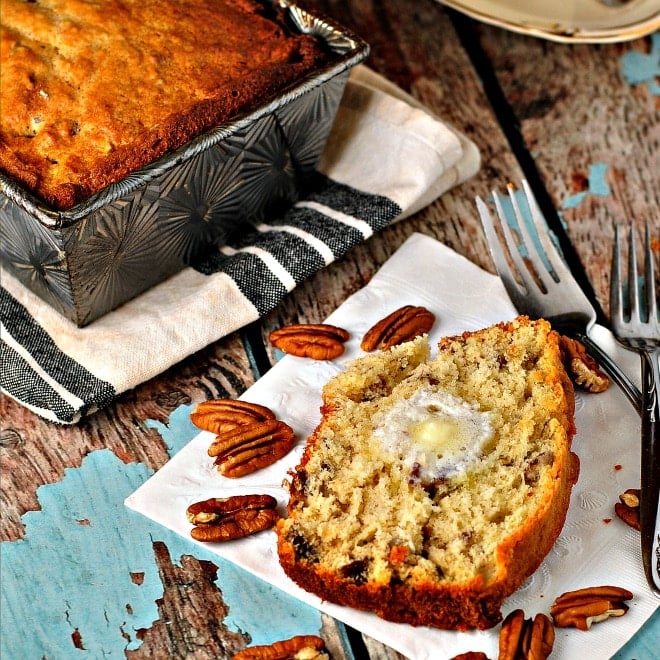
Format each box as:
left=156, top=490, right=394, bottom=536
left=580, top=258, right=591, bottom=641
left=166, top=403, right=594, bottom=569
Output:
left=277, top=316, right=578, bottom=630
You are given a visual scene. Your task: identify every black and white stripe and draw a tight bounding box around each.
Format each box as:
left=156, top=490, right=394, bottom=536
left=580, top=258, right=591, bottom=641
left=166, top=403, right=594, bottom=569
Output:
left=1, top=177, right=400, bottom=423
left=193, top=176, right=401, bottom=315
left=1, top=288, right=116, bottom=423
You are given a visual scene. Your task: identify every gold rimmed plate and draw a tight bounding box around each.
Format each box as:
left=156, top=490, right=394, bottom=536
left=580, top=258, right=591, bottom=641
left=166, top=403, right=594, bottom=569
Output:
left=438, top=0, right=660, bottom=43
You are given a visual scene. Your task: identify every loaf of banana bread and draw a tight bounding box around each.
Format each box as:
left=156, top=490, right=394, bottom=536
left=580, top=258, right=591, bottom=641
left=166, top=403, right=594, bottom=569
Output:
left=0, top=0, right=333, bottom=209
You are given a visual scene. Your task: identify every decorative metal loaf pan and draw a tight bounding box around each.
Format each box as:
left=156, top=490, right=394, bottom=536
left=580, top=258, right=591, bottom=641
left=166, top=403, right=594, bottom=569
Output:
left=0, top=1, right=369, bottom=326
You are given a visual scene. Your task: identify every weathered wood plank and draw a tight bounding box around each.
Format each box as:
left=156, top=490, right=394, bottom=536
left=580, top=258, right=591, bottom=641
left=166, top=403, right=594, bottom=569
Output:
left=476, top=25, right=659, bottom=317
left=126, top=541, right=249, bottom=659
left=2, top=2, right=657, bottom=658
left=0, top=333, right=254, bottom=542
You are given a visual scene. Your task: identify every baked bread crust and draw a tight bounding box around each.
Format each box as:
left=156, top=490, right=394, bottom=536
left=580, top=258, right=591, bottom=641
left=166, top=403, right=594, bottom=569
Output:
left=277, top=317, right=578, bottom=630
left=0, top=0, right=332, bottom=210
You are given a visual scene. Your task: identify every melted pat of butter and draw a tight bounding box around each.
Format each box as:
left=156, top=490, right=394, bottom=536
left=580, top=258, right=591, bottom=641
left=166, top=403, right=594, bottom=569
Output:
left=372, top=387, right=493, bottom=482
left=410, top=417, right=468, bottom=455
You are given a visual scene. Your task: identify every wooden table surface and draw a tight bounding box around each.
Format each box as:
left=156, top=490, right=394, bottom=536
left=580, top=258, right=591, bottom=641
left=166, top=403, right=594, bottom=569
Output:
left=1, top=1, right=658, bottom=657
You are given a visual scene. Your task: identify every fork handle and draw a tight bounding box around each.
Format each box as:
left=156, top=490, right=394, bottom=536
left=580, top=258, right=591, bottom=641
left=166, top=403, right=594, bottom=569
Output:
left=640, top=349, right=660, bottom=596
left=574, top=332, right=643, bottom=415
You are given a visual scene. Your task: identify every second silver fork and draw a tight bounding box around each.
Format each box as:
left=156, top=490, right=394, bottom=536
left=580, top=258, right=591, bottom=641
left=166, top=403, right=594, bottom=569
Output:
left=611, top=222, right=660, bottom=596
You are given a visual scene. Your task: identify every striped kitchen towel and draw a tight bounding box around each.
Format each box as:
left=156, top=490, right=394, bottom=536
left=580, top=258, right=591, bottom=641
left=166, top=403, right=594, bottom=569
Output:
left=0, top=66, right=480, bottom=424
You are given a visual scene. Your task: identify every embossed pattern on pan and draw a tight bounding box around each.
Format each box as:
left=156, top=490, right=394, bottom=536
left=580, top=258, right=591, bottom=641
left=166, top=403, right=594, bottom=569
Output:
left=0, top=1, right=369, bottom=326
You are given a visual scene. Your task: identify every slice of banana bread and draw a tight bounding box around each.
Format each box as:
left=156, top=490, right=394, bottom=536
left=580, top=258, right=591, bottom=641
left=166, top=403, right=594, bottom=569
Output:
left=277, top=316, right=578, bottom=630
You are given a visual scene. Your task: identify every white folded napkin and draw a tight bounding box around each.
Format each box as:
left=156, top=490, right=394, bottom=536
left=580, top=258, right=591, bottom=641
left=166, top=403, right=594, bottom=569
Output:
left=126, top=233, right=657, bottom=660
left=0, top=66, right=480, bottom=424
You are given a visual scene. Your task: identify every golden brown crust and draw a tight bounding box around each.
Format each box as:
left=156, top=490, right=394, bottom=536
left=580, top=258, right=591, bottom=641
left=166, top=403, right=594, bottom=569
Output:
left=277, top=316, right=578, bottom=630
left=0, top=0, right=333, bottom=209
left=276, top=528, right=506, bottom=629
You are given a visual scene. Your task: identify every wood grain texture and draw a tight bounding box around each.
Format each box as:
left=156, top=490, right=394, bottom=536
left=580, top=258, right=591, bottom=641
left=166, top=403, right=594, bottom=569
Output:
left=126, top=541, right=249, bottom=659
left=476, top=25, right=659, bottom=317
left=1, top=332, right=254, bottom=542
left=1, top=1, right=658, bottom=657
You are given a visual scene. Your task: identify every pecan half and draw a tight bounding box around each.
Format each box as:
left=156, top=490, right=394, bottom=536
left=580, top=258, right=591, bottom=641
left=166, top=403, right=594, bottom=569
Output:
left=191, top=399, right=276, bottom=434
left=361, top=305, right=436, bottom=352
left=208, top=419, right=295, bottom=478
left=233, top=634, right=327, bottom=659
left=559, top=335, right=610, bottom=393
left=269, top=323, right=349, bottom=360
left=550, top=585, right=633, bottom=630
left=499, top=609, right=554, bottom=660
left=449, top=653, right=490, bottom=660
left=614, top=488, right=641, bottom=531
left=187, top=494, right=278, bottom=542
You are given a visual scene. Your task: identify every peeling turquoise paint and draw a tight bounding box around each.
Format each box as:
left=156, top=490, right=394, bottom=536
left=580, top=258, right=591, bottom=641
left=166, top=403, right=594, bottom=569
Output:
left=562, top=162, right=611, bottom=209
left=620, top=32, right=660, bottom=96
left=612, top=607, right=660, bottom=659
left=145, top=402, right=198, bottom=457
left=0, top=448, right=324, bottom=657
left=584, top=162, right=611, bottom=197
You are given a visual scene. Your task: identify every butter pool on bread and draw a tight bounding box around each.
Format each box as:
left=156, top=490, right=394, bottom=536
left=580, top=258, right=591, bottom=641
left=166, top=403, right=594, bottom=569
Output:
left=277, top=316, right=578, bottom=630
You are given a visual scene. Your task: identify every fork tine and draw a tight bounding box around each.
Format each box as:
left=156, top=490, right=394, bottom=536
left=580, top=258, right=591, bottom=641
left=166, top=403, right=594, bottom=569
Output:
left=644, top=222, right=658, bottom=328
left=519, top=179, right=577, bottom=287
left=476, top=195, right=527, bottom=307
left=611, top=223, right=625, bottom=326
left=613, top=222, right=658, bottom=330
left=628, top=226, right=641, bottom=324
left=480, top=181, right=582, bottom=306
left=491, top=191, right=541, bottom=297
left=506, top=182, right=558, bottom=294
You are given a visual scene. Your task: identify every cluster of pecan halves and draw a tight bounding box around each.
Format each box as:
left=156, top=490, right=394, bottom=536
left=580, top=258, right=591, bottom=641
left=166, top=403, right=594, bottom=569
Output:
left=497, top=585, right=633, bottom=659
left=187, top=399, right=295, bottom=543
left=451, top=585, right=633, bottom=660
left=268, top=304, right=436, bottom=360
left=191, top=399, right=295, bottom=479
left=187, top=494, right=278, bottom=543
left=232, top=634, right=328, bottom=660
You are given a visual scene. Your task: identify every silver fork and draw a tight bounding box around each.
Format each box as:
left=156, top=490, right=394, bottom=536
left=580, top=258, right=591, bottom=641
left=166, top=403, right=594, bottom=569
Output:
left=611, top=222, right=660, bottom=595
left=476, top=180, right=642, bottom=415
